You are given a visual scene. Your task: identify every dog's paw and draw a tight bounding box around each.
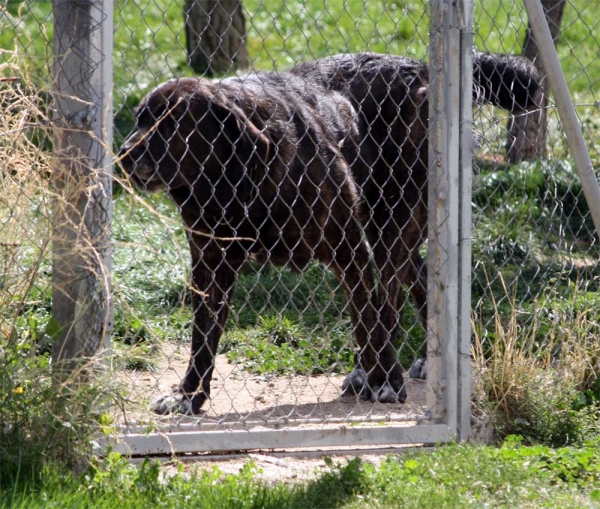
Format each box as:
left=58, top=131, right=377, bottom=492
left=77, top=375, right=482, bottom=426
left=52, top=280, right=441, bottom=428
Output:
left=178, top=397, right=195, bottom=416
left=369, top=381, right=407, bottom=404
left=151, top=392, right=183, bottom=415
left=151, top=391, right=205, bottom=415
left=342, top=368, right=407, bottom=404
left=341, top=368, right=369, bottom=398
left=408, top=358, right=427, bottom=379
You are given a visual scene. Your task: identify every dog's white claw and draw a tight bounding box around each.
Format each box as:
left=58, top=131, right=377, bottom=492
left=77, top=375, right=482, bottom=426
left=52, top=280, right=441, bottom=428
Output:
left=151, top=393, right=182, bottom=415
left=408, top=358, right=427, bottom=380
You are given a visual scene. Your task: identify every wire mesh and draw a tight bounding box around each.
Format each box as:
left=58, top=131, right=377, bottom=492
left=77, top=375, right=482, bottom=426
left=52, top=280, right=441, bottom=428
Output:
left=1, top=0, right=599, bottom=450
left=470, top=0, right=599, bottom=398
left=111, top=0, right=437, bottom=431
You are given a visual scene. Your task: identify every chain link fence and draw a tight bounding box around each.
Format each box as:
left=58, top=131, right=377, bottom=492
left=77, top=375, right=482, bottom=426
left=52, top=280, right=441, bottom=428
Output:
left=468, top=1, right=600, bottom=443
left=1, top=0, right=599, bottom=454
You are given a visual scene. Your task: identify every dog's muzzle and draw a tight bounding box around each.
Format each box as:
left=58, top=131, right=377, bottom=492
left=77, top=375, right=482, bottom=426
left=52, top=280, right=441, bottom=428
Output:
left=117, top=140, right=161, bottom=188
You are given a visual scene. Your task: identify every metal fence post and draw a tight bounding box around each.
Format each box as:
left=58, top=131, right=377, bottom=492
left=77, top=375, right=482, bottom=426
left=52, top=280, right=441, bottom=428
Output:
left=457, top=0, right=473, bottom=443
left=428, top=0, right=472, bottom=440
left=428, top=0, right=452, bottom=432
left=51, top=0, right=114, bottom=381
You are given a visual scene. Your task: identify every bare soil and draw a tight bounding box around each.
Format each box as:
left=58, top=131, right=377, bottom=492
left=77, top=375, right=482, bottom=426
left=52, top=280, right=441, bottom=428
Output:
left=117, top=342, right=428, bottom=428
left=115, top=343, right=445, bottom=482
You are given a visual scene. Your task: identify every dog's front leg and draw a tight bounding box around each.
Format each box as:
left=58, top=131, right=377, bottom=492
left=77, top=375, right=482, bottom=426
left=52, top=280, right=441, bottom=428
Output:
left=152, top=240, right=238, bottom=415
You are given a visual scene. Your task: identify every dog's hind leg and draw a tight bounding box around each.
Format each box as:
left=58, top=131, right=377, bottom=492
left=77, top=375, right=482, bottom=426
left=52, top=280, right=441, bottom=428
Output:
left=372, top=240, right=410, bottom=353
left=321, top=212, right=407, bottom=404
left=365, top=192, right=429, bottom=381
left=372, top=238, right=428, bottom=376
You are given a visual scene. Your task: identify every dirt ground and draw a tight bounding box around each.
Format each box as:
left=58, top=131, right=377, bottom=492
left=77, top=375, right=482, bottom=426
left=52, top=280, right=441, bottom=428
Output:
left=117, top=342, right=429, bottom=428
left=115, top=343, right=488, bottom=481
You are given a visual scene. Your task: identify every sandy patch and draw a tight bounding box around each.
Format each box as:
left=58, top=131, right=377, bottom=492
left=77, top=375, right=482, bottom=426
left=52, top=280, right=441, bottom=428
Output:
left=116, top=342, right=428, bottom=429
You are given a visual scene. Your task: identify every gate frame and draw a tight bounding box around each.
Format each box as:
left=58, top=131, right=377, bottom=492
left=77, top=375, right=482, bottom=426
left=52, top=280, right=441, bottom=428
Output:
left=426, top=0, right=473, bottom=443
left=101, top=0, right=474, bottom=456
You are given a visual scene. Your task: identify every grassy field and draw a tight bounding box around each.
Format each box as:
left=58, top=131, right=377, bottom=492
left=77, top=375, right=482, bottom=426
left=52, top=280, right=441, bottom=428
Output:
left=2, top=440, right=600, bottom=508
left=3, top=0, right=600, bottom=136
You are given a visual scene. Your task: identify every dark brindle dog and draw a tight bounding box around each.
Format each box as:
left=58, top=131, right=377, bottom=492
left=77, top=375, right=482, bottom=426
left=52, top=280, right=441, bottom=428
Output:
left=119, top=52, right=539, bottom=414
left=291, top=52, right=539, bottom=381
left=118, top=72, right=406, bottom=414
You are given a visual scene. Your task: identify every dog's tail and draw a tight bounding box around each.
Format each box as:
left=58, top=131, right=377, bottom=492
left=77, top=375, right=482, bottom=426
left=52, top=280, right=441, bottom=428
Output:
left=472, top=52, right=540, bottom=112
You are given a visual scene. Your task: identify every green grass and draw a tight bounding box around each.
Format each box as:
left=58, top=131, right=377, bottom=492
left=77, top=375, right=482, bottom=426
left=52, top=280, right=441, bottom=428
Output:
left=2, top=440, right=600, bottom=508
left=471, top=157, right=600, bottom=354
left=3, top=0, right=598, bottom=140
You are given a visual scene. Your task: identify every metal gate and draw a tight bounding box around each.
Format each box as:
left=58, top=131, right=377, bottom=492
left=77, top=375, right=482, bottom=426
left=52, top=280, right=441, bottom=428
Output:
left=104, top=0, right=474, bottom=455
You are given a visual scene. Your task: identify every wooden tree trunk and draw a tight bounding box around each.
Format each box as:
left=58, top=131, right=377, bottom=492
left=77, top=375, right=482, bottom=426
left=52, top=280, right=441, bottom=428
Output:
left=506, top=0, right=566, bottom=162
left=184, top=0, right=249, bottom=76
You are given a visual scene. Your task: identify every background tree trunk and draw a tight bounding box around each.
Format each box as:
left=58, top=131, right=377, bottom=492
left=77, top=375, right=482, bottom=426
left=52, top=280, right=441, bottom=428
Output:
left=184, top=0, right=249, bottom=76
left=506, top=0, right=566, bottom=162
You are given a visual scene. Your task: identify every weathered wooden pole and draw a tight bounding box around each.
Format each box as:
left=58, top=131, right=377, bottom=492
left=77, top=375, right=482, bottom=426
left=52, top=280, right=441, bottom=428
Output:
left=184, top=0, right=249, bottom=75
left=507, top=0, right=566, bottom=162
left=52, top=0, right=113, bottom=382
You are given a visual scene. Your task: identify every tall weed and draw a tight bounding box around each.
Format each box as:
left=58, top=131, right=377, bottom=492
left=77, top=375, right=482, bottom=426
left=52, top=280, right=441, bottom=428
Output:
left=0, top=49, right=116, bottom=484
left=472, top=271, right=600, bottom=446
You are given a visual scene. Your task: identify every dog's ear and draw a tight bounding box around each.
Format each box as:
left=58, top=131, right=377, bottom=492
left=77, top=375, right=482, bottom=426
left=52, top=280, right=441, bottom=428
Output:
left=204, top=99, right=271, bottom=169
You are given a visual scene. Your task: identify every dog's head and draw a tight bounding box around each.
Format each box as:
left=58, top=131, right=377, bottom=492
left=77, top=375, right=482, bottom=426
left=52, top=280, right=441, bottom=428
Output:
left=118, top=78, right=270, bottom=193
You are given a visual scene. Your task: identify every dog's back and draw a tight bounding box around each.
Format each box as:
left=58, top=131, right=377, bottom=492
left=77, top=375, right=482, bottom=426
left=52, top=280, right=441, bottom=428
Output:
left=221, top=72, right=358, bottom=149
left=292, top=51, right=539, bottom=113
left=290, top=51, right=540, bottom=377
left=291, top=51, right=539, bottom=188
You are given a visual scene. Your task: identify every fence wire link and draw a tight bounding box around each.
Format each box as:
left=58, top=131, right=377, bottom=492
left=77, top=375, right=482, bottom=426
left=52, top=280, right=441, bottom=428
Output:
left=1, top=0, right=599, bottom=452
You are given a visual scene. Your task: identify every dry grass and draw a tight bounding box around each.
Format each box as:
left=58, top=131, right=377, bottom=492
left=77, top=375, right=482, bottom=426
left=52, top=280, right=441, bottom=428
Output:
left=0, top=49, right=53, bottom=340
left=0, top=48, right=122, bottom=479
left=550, top=289, right=600, bottom=394
left=472, top=271, right=600, bottom=445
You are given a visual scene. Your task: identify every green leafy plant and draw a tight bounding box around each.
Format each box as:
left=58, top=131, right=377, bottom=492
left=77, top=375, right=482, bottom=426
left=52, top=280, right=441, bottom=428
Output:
left=224, top=314, right=355, bottom=375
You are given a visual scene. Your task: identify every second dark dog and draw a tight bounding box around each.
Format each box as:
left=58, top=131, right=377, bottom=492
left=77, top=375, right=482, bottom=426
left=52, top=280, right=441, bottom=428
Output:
left=291, top=52, right=540, bottom=381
